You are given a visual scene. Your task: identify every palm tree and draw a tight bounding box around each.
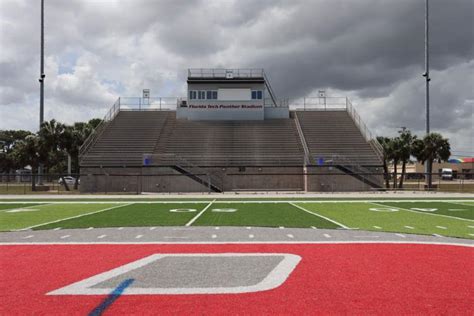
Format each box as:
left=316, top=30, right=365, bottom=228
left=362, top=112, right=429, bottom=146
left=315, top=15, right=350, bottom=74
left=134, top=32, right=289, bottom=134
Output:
left=61, top=122, right=92, bottom=189
left=376, top=136, right=393, bottom=189
left=10, top=135, right=46, bottom=191
left=412, top=133, right=451, bottom=189
left=397, top=129, right=416, bottom=189
left=389, top=137, right=403, bottom=189
left=38, top=119, right=66, bottom=172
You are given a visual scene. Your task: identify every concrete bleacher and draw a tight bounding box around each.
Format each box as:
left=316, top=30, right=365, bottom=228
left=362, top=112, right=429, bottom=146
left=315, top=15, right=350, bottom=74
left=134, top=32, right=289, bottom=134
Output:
left=80, top=111, right=172, bottom=167
left=153, top=116, right=304, bottom=166
left=296, top=111, right=382, bottom=166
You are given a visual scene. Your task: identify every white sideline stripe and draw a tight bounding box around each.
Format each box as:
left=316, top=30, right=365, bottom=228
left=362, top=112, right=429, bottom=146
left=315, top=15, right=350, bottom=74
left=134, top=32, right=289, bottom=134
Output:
left=311, top=226, right=317, bottom=230
left=18, top=203, right=133, bottom=231
left=53, top=227, right=61, bottom=231
left=97, top=235, right=106, bottom=239
left=370, top=202, right=474, bottom=222
left=1, top=199, right=473, bottom=204
left=323, top=234, right=331, bottom=238
left=433, top=234, right=444, bottom=237
left=286, top=234, right=294, bottom=239
left=404, top=226, right=414, bottom=229
left=60, top=235, right=70, bottom=239
left=185, top=200, right=216, bottom=227
left=279, top=226, right=285, bottom=229
left=395, top=234, right=406, bottom=238
left=289, top=202, right=349, bottom=229
left=86, top=227, right=94, bottom=230
left=2, top=241, right=473, bottom=247
left=436, top=226, right=447, bottom=230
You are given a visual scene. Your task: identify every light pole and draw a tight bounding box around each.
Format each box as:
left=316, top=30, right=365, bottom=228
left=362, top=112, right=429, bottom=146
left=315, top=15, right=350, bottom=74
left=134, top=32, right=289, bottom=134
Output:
left=422, top=0, right=431, bottom=188
left=38, top=0, right=45, bottom=185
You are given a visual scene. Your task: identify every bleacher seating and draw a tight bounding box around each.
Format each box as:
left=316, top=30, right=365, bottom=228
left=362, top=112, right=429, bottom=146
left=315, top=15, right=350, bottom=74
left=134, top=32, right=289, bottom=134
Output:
left=80, top=111, right=171, bottom=167
left=153, top=116, right=304, bottom=166
left=296, top=111, right=382, bottom=166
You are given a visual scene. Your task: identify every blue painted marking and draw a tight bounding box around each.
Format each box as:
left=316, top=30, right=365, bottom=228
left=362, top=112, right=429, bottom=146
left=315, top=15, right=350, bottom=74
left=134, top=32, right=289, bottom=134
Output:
left=88, top=279, right=134, bottom=316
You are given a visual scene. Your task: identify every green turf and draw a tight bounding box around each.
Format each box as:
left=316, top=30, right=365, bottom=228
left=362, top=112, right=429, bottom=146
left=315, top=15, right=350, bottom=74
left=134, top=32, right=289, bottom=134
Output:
left=35, top=203, right=209, bottom=230
left=297, top=202, right=474, bottom=239
left=0, top=203, right=43, bottom=211
left=378, top=201, right=474, bottom=220
left=0, top=203, right=121, bottom=231
left=192, top=202, right=341, bottom=228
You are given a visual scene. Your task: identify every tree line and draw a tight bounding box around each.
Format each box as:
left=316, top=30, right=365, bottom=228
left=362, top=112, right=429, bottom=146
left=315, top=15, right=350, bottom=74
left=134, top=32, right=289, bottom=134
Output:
left=0, top=118, right=101, bottom=190
left=377, top=130, right=450, bottom=189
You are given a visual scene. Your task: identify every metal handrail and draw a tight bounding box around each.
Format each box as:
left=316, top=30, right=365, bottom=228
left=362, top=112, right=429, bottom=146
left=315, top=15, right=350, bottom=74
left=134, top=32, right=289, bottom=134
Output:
left=345, top=98, right=384, bottom=162
left=188, top=68, right=264, bottom=79
left=79, top=97, right=121, bottom=158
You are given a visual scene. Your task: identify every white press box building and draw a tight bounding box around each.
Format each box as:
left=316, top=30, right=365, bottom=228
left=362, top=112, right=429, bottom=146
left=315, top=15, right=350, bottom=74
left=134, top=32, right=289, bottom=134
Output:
left=79, top=68, right=383, bottom=193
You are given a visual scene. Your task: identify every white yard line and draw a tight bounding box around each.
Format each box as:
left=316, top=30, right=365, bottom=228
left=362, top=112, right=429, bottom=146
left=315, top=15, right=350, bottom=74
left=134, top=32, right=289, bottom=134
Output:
left=369, top=202, right=474, bottom=222
left=289, top=202, right=349, bottom=229
left=185, top=199, right=216, bottom=227
left=0, top=203, right=53, bottom=212
left=404, top=226, right=415, bottom=229
left=447, top=201, right=474, bottom=207
left=18, top=203, right=133, bottom=231
left=436, top=226, right=447, bottom=230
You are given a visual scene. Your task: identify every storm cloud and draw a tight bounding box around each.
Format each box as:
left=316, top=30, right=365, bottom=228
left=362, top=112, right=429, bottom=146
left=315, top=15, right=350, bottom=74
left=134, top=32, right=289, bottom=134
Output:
left=0, top=0, right=472, bottom=155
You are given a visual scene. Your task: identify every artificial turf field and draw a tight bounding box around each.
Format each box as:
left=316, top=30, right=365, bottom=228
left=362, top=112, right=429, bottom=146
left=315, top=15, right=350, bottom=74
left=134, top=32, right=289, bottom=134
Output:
left=1, top=199, right=473, bottom=239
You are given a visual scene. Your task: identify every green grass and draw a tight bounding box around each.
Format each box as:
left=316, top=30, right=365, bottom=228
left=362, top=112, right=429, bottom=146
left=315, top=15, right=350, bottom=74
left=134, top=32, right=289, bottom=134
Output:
left=192, top=202, right=340, bottom=228
left=35, top=203, right=209, bottom=230
left=378, top=201, right=474, bottom=220
left=297, top=202, right=474, bottom=239
left=0, top=203, right=121, bottom=231
left=1, top=200, right=473, bottom=239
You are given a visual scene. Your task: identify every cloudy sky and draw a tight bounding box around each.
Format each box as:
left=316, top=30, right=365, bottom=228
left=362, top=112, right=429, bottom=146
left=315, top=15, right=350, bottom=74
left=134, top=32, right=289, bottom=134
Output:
left=1, top=0, right=473, bottom=157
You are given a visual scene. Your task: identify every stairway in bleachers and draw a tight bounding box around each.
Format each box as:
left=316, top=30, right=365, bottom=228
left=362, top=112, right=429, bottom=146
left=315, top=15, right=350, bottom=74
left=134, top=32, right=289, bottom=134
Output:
left=296, top=111, right=382, bottom=166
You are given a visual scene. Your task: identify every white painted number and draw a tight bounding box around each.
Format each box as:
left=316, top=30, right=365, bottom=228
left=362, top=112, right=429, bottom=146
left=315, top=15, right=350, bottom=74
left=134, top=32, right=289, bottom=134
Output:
left=169, top=208, right=197, bottom=213
left=211, top=208, right=238, bottom=213
left=369, top=208, right=399, bottom=212
left=411, top=208, right=438, bottom=212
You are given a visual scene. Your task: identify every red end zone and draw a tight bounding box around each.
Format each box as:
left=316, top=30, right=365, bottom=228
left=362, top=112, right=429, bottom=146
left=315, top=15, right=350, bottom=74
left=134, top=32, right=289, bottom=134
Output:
left=1, top=243, right=473, bottom=315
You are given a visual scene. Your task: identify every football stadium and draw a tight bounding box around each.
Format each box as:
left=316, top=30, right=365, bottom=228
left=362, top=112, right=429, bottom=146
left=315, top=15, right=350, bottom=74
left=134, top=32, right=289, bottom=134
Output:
left=1, top=1, right=473, bottom=315
left=79, top=68, right=384, bottom=193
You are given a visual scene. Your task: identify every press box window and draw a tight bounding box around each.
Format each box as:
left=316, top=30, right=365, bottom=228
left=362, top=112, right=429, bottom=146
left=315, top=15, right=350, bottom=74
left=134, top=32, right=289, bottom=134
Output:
left=251, top=90, right=263, bottom=100
left=189, top=91, right=197, bottom=100
left=207, top=90, right=218, bottom=100
left=198, top=91, right=206, bottom=99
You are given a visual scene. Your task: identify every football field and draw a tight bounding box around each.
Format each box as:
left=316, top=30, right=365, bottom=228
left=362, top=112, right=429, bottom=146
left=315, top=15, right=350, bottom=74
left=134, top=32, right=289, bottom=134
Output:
left=1, top=199, right=473, bottom=239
